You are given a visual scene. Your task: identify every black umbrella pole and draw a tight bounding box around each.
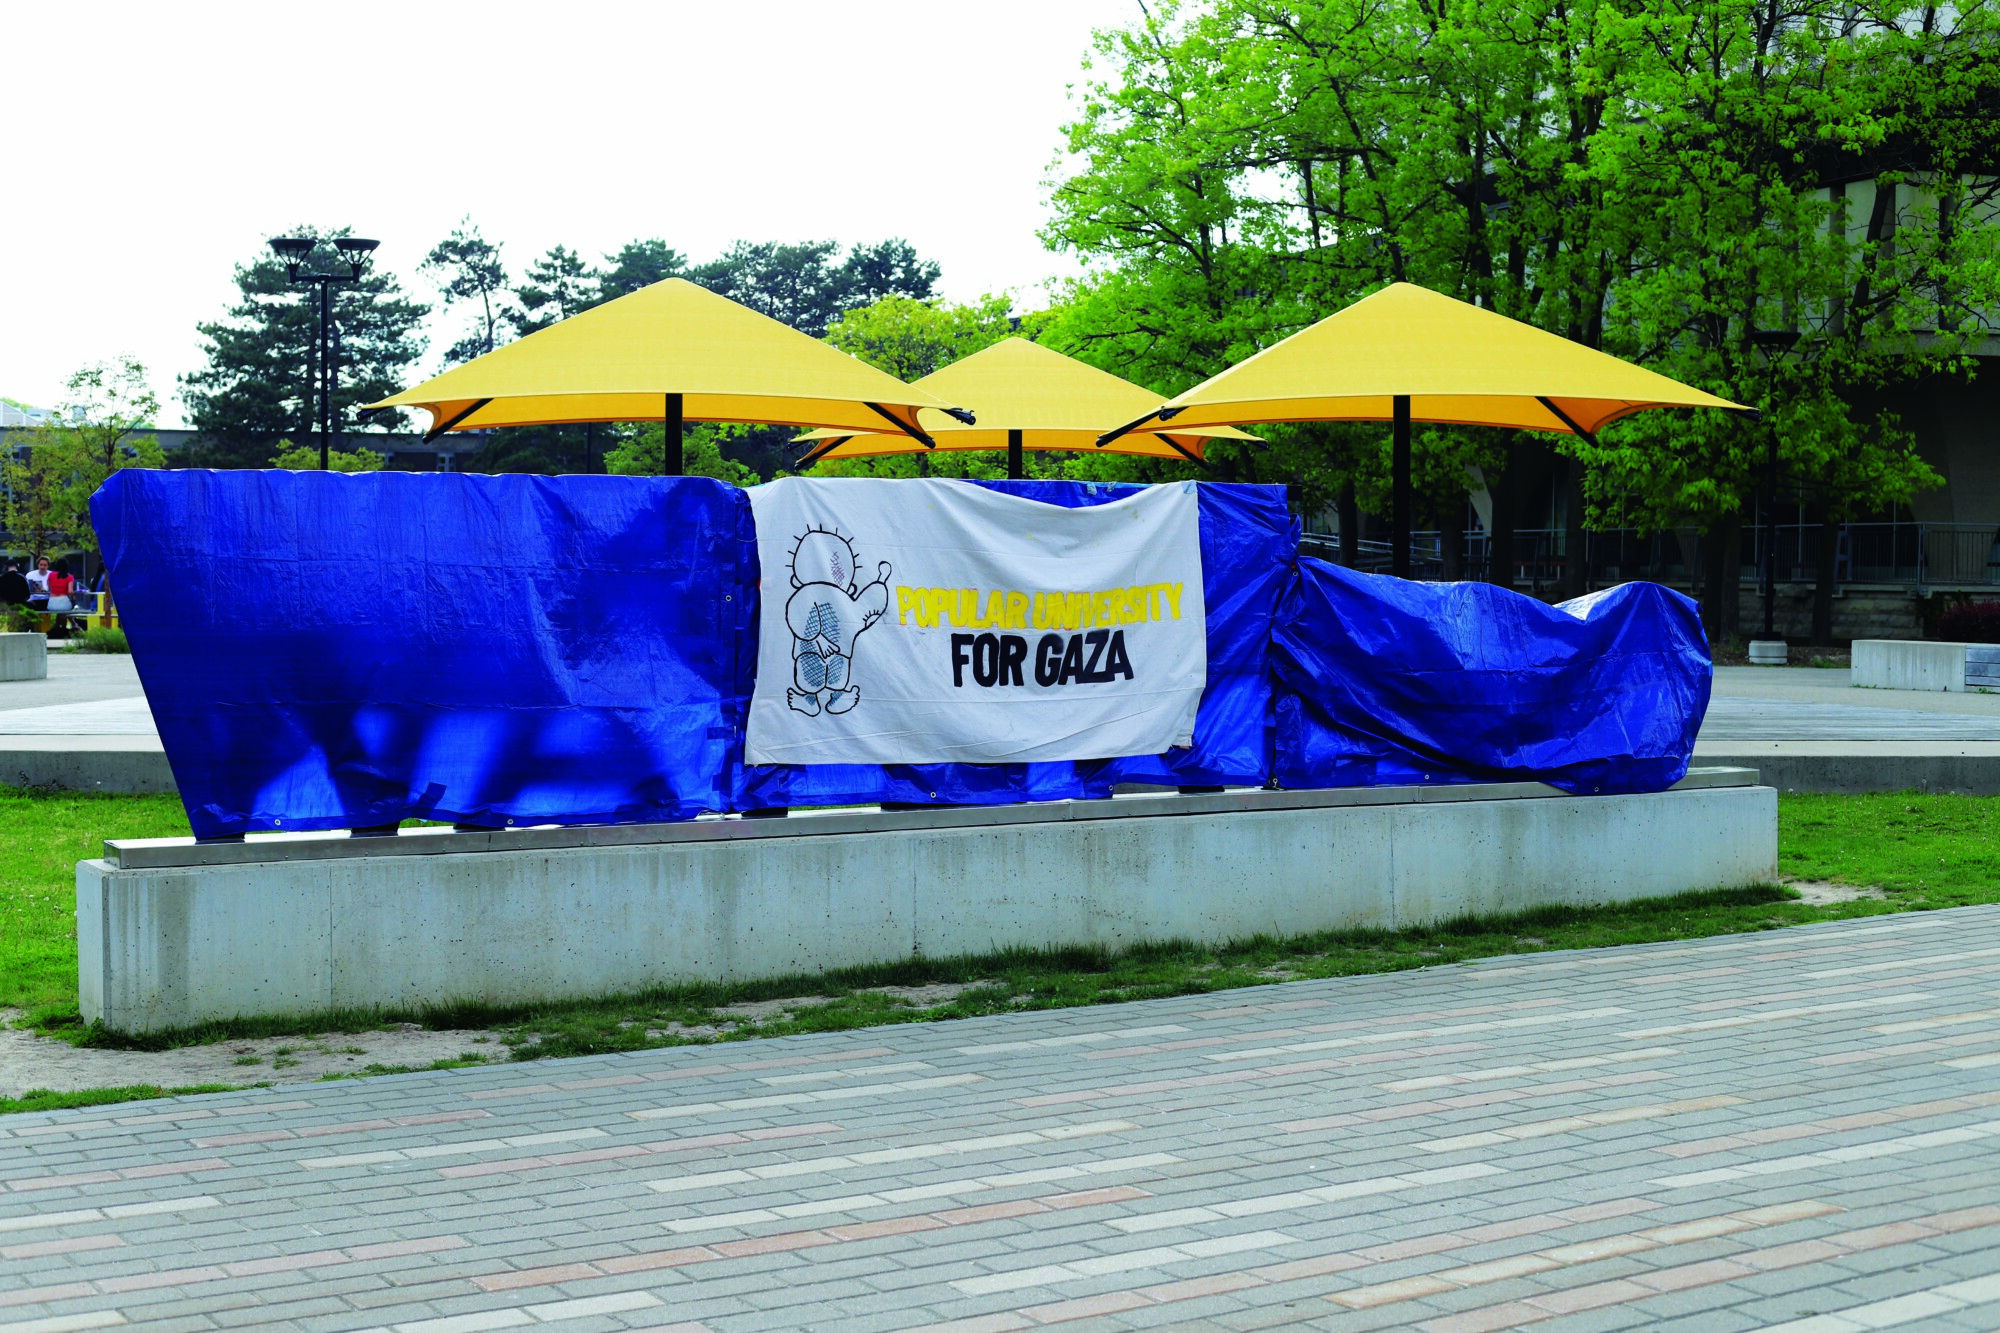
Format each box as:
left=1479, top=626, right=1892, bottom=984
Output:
left=1391, top=395, right=1412, bottom=579
left=665, top=393, right=684, bottom=476
left=1008, top=428, right=1024, bottom=481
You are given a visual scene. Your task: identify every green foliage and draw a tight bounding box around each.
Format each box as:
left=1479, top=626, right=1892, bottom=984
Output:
left=596, top=238, right=687, bottom=302
left=2, top=357, right=164, bottom=558
left=266, top=439, right=386, bottom=472
left=512, top=244, right=597, bottom=335
left=825, top=293, right=1019, bottom=382
left=420, top=217, right=510, bottom=365
left=459, top=424, right=611, bottom=477
left=1045, top=0, right=2000, bottom=546
left=686, top=238, right=941, bottom=337
left=77, top=627, right=129, bottom=654
left=604, top=422, right=759, bottom=485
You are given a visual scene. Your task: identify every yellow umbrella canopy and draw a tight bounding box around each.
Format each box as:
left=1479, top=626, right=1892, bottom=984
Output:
left=363, top=278, right=971, bottom=468
left=1099, top=282, right=1750, bottom=440
left=791, top=337, right=1257, bottom=475
left=1097, top=282, right=1752, bottom=577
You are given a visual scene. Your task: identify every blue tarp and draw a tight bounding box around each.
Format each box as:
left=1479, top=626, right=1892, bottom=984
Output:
left=93, top=470, right=757, bottom=839
left=1270, top=558, right=1711, bottom=796
left=93, top=471, right=1705, bottom=837
left=728, top=480, right=1297, bottom=809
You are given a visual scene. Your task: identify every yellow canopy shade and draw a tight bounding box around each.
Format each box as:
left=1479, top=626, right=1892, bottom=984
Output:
left=1099, top=281, right=1750, bottom=444
left=364, top=278, right=967, bottom=444
left=792, top=337, right=1257, bottom=466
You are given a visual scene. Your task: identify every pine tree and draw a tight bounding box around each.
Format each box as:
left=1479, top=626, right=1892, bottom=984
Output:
left=181, top=227, right=428, bottom=455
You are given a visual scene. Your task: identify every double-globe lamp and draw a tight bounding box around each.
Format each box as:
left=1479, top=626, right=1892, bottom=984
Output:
left=267, top=235, right=380, bottom=470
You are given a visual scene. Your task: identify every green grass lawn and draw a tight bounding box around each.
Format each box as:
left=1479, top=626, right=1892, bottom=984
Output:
left=0, top=789, right=188, bottom=1011
left=2, top=787, right=1995, bottom=1068
left=1779, top=792, right=2000, bottom=906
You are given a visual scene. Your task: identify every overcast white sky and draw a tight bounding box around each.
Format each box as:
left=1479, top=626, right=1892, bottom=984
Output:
left=1, top=0, right=1137, bottom=425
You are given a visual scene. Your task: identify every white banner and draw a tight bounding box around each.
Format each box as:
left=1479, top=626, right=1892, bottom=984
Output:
left=745, top=478, right=1206, bottom=766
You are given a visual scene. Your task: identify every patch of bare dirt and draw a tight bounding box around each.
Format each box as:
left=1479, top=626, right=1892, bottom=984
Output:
left=713, top=995, right=837, bottom=1022
left=0, top=1012, right=503, bottom=1099
left=1785, top=880, right=1888, bottom=905
left=861, top=983, right=977, bottom=1006
left=2, top=983, right=994, bottom=1100
left=639, top=1022, right=726, bottom=1040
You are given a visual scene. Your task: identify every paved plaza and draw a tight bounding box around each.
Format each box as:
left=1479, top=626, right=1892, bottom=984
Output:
left=4, top=907, right=2000, bottom=1331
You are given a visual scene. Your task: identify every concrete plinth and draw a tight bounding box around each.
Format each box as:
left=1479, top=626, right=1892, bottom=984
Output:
left=0, top=632, right=47, bottom=681
left=78, top=769, right=1775, bottom=1034
left=1853, top=639, right=2000, bottom=693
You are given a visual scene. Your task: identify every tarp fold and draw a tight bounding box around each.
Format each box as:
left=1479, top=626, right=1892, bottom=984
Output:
left=1270, top=558, right=1710, bottom=795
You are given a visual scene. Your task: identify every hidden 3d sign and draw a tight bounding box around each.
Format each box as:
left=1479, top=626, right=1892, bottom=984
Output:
left=745, top=477, right=1207, bottom=766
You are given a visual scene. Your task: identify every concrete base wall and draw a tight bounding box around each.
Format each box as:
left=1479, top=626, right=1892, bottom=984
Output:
left=1851, top=639, right=2000, bottom=692
left=0, top=632, right=47, bottom=681
left=0, top=741, right=178, bottom=794
left=1695, top=744, right=2000, bottom=795
left=78, top=774, right=1776, bottom=1034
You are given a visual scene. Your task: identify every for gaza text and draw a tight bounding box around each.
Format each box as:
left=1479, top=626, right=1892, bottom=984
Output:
left=890, top=584, right=1185, bottom=691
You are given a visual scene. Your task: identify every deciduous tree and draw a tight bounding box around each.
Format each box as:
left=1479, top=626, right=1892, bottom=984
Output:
left=1045, top=0, right=2000, bottom=632
left=3, top=358, right=164, bottom=559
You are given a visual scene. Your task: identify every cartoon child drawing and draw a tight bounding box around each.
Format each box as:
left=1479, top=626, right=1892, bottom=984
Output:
left=785, top=527, right=891, bottom=717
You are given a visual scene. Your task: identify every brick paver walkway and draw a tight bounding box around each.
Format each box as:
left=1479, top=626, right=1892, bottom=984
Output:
left=6, top=908, right=2000, bottom=1332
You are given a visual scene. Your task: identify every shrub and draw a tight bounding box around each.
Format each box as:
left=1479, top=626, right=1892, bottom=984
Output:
left=268, top=439, right=385, bottom=472
left=78, top=627, right=130, bottom=653
left=1937, top=600, right=2000, bottom=644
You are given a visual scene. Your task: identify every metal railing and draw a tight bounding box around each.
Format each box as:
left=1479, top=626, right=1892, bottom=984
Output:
left=1299, top=521, right=2000, bottom=589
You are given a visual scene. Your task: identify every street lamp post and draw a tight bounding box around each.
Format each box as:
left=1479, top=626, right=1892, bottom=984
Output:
left=1746, top=328, right=1799, bottom=663
left=268, top=236, right=379, bottom=469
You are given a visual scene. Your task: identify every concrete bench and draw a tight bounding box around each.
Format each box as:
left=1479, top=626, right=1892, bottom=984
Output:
left=1853, top=639, right=2000, bottom=693
left=0, top=631, right=48, bottom=681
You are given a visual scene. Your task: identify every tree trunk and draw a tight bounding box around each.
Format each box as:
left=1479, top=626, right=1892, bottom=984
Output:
left=1336, top=480, right=1360, bottom=568
left=1439, top=498, right=1465, bottom=581
left=1487, top=437, right=1518, bottom=589
left=1700, top=511, right=1744, bottom=645
left=1812, top=509, right=1841, bottom=645
left=1559, top=455, right=1587, bottom=600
